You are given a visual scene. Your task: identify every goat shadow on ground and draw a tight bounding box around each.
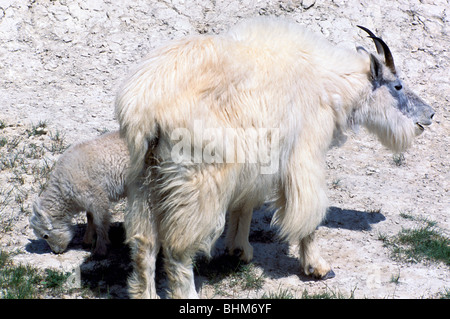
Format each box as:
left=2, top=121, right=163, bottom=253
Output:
left=322, top=206, right=386, bottom=231
left=26, top=205, right=385, bottom=298
left=25, top=222, right=133, bottom=298
left=81, top=206, right=384, bottom=298
left=249, top=206, right=385, bottom=283
left=26, top=238, right=54, bottom=254
left=77, top=222, right=134, bottom=299
left=195, top=205, right=386, bottom=288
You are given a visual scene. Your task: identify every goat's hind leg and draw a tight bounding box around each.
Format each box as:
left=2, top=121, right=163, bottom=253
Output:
left=127, top=234, right=160, bottom=299
left=85, top=195, right=111, bottom=256
left=158, top=165, right=230, bottom=298
left=225, top=204, right=254, bottom=263
left=163, top=248, right=198, bottom=299
left=125, top=182, right=160, bottom=299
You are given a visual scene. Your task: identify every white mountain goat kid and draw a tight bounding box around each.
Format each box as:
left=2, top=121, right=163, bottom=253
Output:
left=30, top=131, right=129, bottom=256
left=115, top=18, right=434, bottom=298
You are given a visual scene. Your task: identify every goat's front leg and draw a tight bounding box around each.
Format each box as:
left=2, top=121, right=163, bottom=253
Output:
left=274, top=142, right=334, bottom=280
left=299, top=232, right=335, bottom=279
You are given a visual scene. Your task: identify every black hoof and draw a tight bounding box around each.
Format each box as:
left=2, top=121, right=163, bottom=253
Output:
left=310, top=268, right=335, bottom=280
left=322, top=269, right=335, bottom=280
left=232, top=248, right=243, bottom=257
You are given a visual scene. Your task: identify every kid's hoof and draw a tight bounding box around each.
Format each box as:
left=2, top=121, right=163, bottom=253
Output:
left=82, top=242, right=92, bottom=249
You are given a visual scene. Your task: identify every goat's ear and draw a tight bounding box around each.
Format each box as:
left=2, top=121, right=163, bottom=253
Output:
left=369, top=53, right=383, bottom=85
left=32, top=200, right=42, bottom=216
left=356, top=46, right=369, bottom=54
left=31, top=200, right=53, bottom=230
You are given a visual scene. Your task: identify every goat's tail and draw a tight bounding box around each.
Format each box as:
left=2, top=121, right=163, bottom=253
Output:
left=115, top=66, right=159, bottom=184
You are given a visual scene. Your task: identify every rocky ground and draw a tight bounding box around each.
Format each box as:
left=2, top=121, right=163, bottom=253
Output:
left=0, top=0, right=448, bottom=299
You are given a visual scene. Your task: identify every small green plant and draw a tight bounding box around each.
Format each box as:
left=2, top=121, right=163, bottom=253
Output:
left=6, top=136, right=20, bottom=152
left=439, top=288, right=450, bottom=299
left=377, top=232, right=389, bottom=243
left=396, top=226, right=449, bottom=264
left=228, top=263, right=264, bottom=291
left=331, top=178, right=341, bottom=189
left=399, top=212, right=415, bottom=220
left=381, top=224, right=450, bottom=265
left=390, top=271, right=401, bottom=284
left=32, top=158, right=55, bottom=192
left=393, top=153, right=406, bottom=166
left=261, top=286, right=294, bottom=299
left=47, top=130, right=67, bottom=153
left=42, top=269, right=71, bottom=289
left=195, top=254, right=265, bottom=297
left=26, top=121, right=48, bottom=137
left=0, top=251, right=43, bottom=299
left=0, top=137, right=6, bottom=148
left=0, top=250, right=9, bottom=268
left=300, top=287, right=356, bottom=299
left=0, top=251, right=72, bottom=299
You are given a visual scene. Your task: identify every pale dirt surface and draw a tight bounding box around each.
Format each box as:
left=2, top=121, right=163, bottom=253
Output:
left=0, top=0, right=448, bottom=299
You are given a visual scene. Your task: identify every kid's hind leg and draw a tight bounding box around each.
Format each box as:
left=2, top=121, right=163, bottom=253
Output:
left=83, top=211, right=96, bottom=246
left=89, top=203, right=111, bottom=256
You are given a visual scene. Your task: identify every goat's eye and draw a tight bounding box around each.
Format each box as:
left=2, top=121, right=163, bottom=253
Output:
left=43, top=234, right=49, bottom=240
left=395, top=84, right=403, bottom=91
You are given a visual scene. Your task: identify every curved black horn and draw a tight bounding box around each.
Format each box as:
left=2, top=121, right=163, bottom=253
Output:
left=357, top=25, right=383, bottom=54
left=357, top=25, right=396, bottom=74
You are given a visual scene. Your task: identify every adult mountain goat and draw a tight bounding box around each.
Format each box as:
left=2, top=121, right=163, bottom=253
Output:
left=116, top=18, right=434, bottom=298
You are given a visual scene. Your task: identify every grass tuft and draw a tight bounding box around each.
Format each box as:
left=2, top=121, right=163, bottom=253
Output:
left=0, top=251, right=72, bottom=299
left=380, top=223, right=449, bottom=265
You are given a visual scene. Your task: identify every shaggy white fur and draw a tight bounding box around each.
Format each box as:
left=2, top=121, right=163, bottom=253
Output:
left=30, top=131, right=129, bottom=256
left=116, top=17, right=433, bottom=298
